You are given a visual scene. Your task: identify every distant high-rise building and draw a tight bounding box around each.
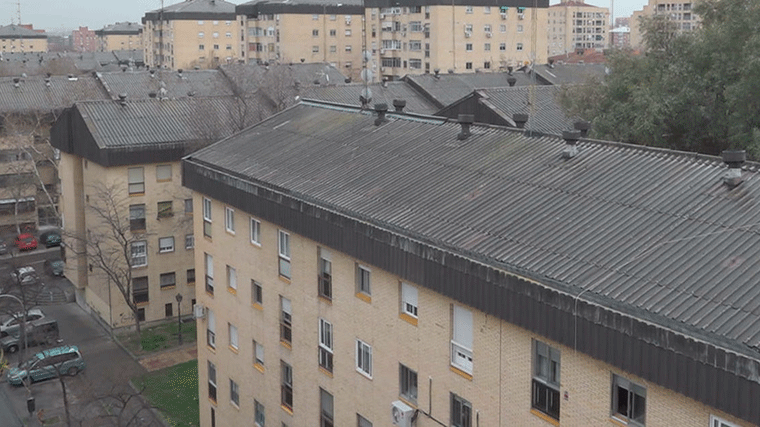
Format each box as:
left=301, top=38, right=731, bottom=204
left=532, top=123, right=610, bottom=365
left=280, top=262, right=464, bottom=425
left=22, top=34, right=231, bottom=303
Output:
left=547, top=0, right=609, bottom=57
left=0, top=24, right=48, bottom=53
left=630, top=0, right=699, bottom=49
left=72, top=26, right=98, bottom=53
left=96, top=22, right=143, bottom=52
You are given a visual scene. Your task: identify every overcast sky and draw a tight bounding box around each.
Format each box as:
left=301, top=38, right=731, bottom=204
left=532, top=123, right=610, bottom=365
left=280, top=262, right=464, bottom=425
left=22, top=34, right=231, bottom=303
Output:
left=1, top=0, right=647, bottom=33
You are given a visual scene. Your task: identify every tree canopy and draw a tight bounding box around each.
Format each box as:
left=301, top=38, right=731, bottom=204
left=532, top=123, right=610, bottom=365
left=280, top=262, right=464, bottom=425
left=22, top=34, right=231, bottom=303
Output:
left=559, top=0, right=760, bottom=158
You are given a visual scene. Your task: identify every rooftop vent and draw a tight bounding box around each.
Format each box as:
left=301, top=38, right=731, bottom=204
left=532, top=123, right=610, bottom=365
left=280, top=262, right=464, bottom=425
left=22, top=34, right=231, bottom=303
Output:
left=457, top=114, right=474, bottom=140
left=345, top=77, right=351, bottom=83
left=177, top=68, right=183, bottom=77
left=67, top=74, right=78, bottom=81
left=574, top=120, right=591, bottom=137
left=507, top=76, right=516, bottom=87
left=44, top=77, right=51, bottom=87
left=12, top=77, right=20, bottom=88
left=118, top=93, right=128, bottom=107
left=447, top=68, right=455, bottom=74
left=149, top=69, right=156, bottom=77
left=722, top=150, right=746, bottom=187
left=507, top=65, right=514, bottom=75
left=374, top=103, right=388, bottom=126
left=512, top=113, right=528, bottom=129
left=434, top=68, right=440, bottom=79
left=392, top=99, right=406, bottom=112
left=148, top=91, right=157, bottom=98
left=188, top=91, right=196, bottom=97
left=561, top=130, right=581, bottom=159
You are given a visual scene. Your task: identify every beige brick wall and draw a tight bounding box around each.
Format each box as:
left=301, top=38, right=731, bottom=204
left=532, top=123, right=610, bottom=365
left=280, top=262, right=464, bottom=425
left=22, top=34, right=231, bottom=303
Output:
left=144, top=18, right=242, bottom=70
left=194, top=194, right=754, bottom=427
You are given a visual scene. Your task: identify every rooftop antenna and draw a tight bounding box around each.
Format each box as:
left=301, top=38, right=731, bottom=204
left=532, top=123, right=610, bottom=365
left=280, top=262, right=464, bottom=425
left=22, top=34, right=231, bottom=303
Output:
left=158, top=0, right=164, bottom=69
left=16, top=0, right=21, bottom=25
left=527, top=0, right=538, bottom=136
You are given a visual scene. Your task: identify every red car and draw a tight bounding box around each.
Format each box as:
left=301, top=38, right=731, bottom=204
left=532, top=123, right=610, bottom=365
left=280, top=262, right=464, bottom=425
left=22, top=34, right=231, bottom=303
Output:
left=15, top=233, right=38, bottom=251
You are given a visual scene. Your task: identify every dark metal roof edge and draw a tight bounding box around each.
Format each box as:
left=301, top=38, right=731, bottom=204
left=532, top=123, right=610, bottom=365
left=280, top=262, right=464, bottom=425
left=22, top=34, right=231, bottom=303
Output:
left=238, top=3, right=365, bottom=15
left=142, top=11, right=237, bottom=22
left=363, top=0, right=549, bottom=7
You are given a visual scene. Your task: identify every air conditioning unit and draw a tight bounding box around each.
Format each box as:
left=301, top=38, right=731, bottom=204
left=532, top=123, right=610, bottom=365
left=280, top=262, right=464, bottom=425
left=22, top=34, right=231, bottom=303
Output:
left=391, top=400, right=414, bottom=427
left=193, top=303, right=206, bottom=319
left=486, top=32, right=492, bottom=38
left=380, top=14, right=386, bottom=19
left=464, top=31, right=471, bottom=38
left=501, top=12, right=507, bottom=19
left=518, top=13, right=525, bottom=20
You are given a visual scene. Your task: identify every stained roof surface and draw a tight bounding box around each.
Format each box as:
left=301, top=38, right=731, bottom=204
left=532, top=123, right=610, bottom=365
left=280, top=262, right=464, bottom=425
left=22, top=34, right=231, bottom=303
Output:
left=405, top=71, right=542, bottom=107
left=97, top=69, right=233, bottom=100
left=147, top=0, right=237, bottom=14
left=0, top=25, right=47, bottom=38
left=300, top=81, right=439, bottom=114
left=477, top=86, right=574, bottom=134
left=0, top=75, right=109, bottom=113
left=189, top=101, right=760, bottom=353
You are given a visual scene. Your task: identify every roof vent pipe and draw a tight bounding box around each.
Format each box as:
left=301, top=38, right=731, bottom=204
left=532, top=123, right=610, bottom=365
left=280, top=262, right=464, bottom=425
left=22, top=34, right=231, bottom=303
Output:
left=561, top=130, right=581, bottom=159
left=457, top=114, right=474, bottom=140
left=148, top=91, right=157, bottom=98
left=507, top=76, right=516, bottom=87
left=574, top=120, right=591, bottom=137
left=44, top=77, right=51, bottom=87
left=722, top=150, right=746, bottom=187
left=507, top=65, right=514, bottom=75
left=13, top=77, right=20, bottom=88
left=374, top=103, right=388, bottom=126
left=118, top=93, right=128, bottom=107
left=177, top=68, right=183, bottom=77
left=392, top=99, right=406, bottom=112
left=434, top=68, right=440, bottom=79
left=512, top=113, right=528, bottom=129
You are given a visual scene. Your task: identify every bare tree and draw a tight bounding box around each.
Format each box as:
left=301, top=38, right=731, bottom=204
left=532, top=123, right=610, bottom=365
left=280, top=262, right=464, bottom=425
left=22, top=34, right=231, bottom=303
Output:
left=74, top=384, right=163, bottom=427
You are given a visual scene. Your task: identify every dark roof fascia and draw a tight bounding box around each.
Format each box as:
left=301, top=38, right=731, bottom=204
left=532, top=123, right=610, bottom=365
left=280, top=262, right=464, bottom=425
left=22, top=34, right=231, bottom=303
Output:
left=402, top=75, right=446, bottom=109
left=0, top=33, right=47, bottom=40
left=95, top=29, right=142, bottom=36
left=142, top=11, right=237, bottom=22
left=363, top=0, right=549, bottom=7
left=237, top=2, right=364, bottom=15
left=182, top=154, right=760, bottom=425
left=435, top=90, right=514, bottom=126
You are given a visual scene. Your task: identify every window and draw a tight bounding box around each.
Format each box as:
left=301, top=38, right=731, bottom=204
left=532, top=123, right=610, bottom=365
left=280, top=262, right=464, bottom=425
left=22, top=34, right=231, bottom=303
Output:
left=484, top=61, right=491, bottom=69
left=319, top=318, right=333, bottom=372
left=399, top=364, right=417, bottom=402
left=318, top=248, right=332, bottom=300
left=466, top=62, right=473, bottom=70
left=250, top=218, right=261, bottom=245
left=345, top=45, right=352, bottom=52
left=278, top=230, right=291, bottom=279
left=224, top=207, right=235, bottom=233
left=499, top=43, right=506, bottom=51
left=128, top=167, right=144, bottom=194
left=611, top=374, right=646, bottom=426
left=484, top=24, right=492, bottom=32
left=465, top=5, right=473, bottom=13
left=532, top=340, right=561, bottom=420
left=711, top=416, right=740, bottom=427
left=312, top=45, right=319, bottom=53
left=451, top=393, right=472, bottom=427
left=129, top=204, right=146, bottom=231
left=226, top=32, right=231, bottom=37
left=132, top=276, right=149, bottom=303
left=465, top=43, right=473, bottom=51
left=409, top=40, right=421, bottom=51
left=229, top=378, right=240, bottom=406
left=329, top=29, right=336, bottom=36
left=207, top=308, right=216, bottom=348
left=227, top=265, right=237, bottom=291
left=484, top=6, right=491, bottom=13
left=517, top=24, right=524, bottom=33
left=255, top=400, right=265, bottom=426
left=229, top=323, right=239, bottom=350
left=184, top=198, right=193, bottom=214
left=160, top=272, right=176, bottom=289
left=357, top=414, right=372, bottom=427
left=131, top=240, right=147, bottom=267
left=165, top=303, right=173, bottom=317
left=281, top=361, right=293, bottom=410
left=199, top=44, right=205, bottom=50
left=409, top=58, right=422, bottom=69
left=401, top=283, right=418, bottom=318
left=137, top=308, right=145, bottom=321
left=157, top=201, right=173, bottom=218
left=156, top=164, right=171, bottom=181
left=517, top=42, right=524, bottom=51
left=330, top=45, right=337, bottom=53
left=484, top=43, right=491, bottom=51
left=254, top=340, right=264, bottom=366
left=186, top=234, right=194, bottom=249
left=252, top=280, right=263, bottom=305
left=205, top=253, right=214, bottom=295
left=345, top=29, right=352, bottom=36
left=203, top=198, right=212, bottom=237
left=312, top=14, right=319, bottom=20
left=320, top=388, right=334, bottom=427
left=451, top=305, right=473, bottom=374
left=187, top=268, right=195, bottom=285
left=500, top=24, right=506, bottom=33
left=356, top=339, right=372, bottom=378
left=208, top=361, right=217, bottom=401
left=313, top=29, right=319, bottom=37
left=213, top=32, right=219, bottom=38
left=280, top=297, right=292, bottom=344
left=356, top=265, right=371, bottom=296
left=159, top=236, right=174, bottom=253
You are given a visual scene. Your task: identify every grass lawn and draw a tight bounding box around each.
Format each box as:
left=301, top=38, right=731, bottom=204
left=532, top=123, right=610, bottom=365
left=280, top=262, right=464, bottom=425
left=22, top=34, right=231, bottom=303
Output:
left=133, top=360, right=199, bottom=427
left=119, top=321, right=197, bottom=355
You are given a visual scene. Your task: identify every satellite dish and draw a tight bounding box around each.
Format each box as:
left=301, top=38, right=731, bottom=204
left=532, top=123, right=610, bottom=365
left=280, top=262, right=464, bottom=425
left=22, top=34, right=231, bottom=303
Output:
left=360, top=68, right=374, bottom=82
left=363, top=50, right=372, bottom=62
left=361, top=87, right=372, bottom=101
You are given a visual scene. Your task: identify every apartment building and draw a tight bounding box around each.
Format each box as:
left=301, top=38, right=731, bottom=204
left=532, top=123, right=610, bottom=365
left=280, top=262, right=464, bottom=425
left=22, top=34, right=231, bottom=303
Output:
left=630, top=0, right=698, bottom=49
left=50, top=96, right=244, bottom=328
left=547, top=0, right=609, bottom=57
left=238, top=0, right=549, bottom=82
left=184, top=100, right=759, bottom=427
left=96, top=22, right=143, bottom=52
left=142, top=0, right=240, bottom=70
left=0, top=24, right=48, bottom=53
left=72, top=27, right=98, bottom=53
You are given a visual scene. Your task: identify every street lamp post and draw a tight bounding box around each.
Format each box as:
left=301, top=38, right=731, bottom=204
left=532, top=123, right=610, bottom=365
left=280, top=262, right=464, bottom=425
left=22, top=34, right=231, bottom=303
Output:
left=175, top=293, right=183, bottom=345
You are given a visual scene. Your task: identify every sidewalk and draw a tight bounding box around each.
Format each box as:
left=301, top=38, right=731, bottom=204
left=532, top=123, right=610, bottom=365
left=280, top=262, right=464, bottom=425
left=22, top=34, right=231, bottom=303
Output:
left=138, top=344, right=198, bottom=372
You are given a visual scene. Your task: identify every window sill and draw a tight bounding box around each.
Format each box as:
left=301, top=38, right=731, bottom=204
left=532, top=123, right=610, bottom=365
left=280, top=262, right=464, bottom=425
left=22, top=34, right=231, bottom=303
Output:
left=280, top=341, right=292, bottom=350
left=250, top=241, right=261, bottom=248
left=609, top=417, right=628, bottom=427
left=226, top=229, right=235, bottom=235
left=228, top=346, right=239, bottom=354
left=230, top=401, right=240, bottom=410
left=280, top=405, right=293, bottom=415
left=398, top=396, right=417, bottom=409
left=450, top=365, right=473, bottom=380
left=254, top=363, right=264, bottom=373
left=319, top=366, right=333, bottom=378
left=187, top=281, right=196, bottom=287
left=135, top=301, right=150, bottom=307
left=399, top=312, right=418, bottom=326
left=160, top=285, right=177, bottom=291
left=131, top=265, right=148, bottom=270
left=355, top=292, right=371, bottom=304
left=156, top=179, right=172, bottom=183
left=158, top=250, right=175, bottom=254
left=208, top=397, right=217, bottom=406
left=207, top=346, right=216, bottom=354
left=318, top=295, right=332, bottom=305
left=227, top=287, right=237, bottom=295
left=206, top=290, right=215, bottom=298
left=530, top=409, right=560, bottom=427
left=129, top=193, right=145, bottom=197
left=278, top=275, right=291, bottom=284
left=252, top=303, right=263, bottom=311
left=356, top=369, right=373, bottom=380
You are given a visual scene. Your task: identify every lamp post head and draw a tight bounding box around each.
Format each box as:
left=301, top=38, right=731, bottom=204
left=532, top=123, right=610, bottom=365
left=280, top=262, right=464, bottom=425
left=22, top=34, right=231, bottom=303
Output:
left=175, top=293, right=183, bottom=303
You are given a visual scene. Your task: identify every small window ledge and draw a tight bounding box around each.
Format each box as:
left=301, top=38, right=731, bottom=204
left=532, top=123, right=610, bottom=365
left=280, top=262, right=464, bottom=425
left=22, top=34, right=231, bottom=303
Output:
left=530, top=409, right=560, bottom=426
left=399, top=312, right=418, bottom=326
left=450, top=365, right=473, bottom=380
left=355, top=292, right=371, bottom=304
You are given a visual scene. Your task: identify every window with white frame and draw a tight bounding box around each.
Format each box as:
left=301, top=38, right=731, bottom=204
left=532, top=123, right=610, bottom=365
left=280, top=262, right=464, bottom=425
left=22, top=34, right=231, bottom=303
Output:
left=356, top=339, right=372, bottom=378
left=401, top=283, right=418, bottom=318
left=278, top=230, right=291, bottom=279
left=451, top=305, right=473, bottom=374
left=156, top=164, right=172, bottom=181
left=229, top=323, right=238, bottom=350
left=532, top=340, right=561, bottom=421
left=203, top=197, right=212, bottom=237
left=399, top=364, right=417, bottom=402
left=185, top=234, right=194, bottom=249
left=132, top=276, right=149, bottom=303
left=159, top=236, right=174, bottom=253
left=207, top=308, right=216, bottom=348
left=255, top=400, right=265, bottom=426
left=128, top=167, right=144, bottom=194
left=131, top=240, right=147, bottom=267
left=611, top=374, right=646, bottom=426
left=318, top=248, right=332, bottom=300
left=227, top=265, right=237, bottom=291
left=319, top=318, right=333, bottom=372
left=230, top=378, right=239, bottom=406
left=465, top=5, right=473, bottom=13
left=280, top=297, right=292, bottom=344
left=451, top=393, right=472, bottom=427
left=254, top=340, right=264, bottom=366
left=205, top=253, right=214, bottom=295
left=710, top=415, right=740, bottom=427
left=320, top=388, right=334, bottom=427
left=356, top=265, right=371, bottom=296
left=252, top=280, right=263, bottom=305
left=129, top=204, right=146, bottom=231
left=225, top=207, right=235, bottom=233
left=250, top=217, right=261, bottom=245
left=281, top=361, right=293, bottom=409
left=208, top=360, right=217, bottom=401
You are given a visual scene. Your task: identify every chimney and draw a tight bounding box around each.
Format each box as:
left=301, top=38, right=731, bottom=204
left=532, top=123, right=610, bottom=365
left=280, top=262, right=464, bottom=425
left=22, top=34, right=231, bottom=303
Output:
left=392, top=99, right=406, bottom=112
left=434, top=68, right=440, bottom=79
left=118, top=93, right=128, bottom=107
left=374, top=103, right=388, bottom=126
left=512, top=113, right=528, bottom=129
left=13, top=77, right=20, bottom=88
left=457, top=114, right=474, bottom=140
left=561, top=130, right=581, bottom=159
left=722, top=150, right=746, bottom=187
left=507, top=76, right=516, bottom=87
left=574, top=120, right=591, bottom=137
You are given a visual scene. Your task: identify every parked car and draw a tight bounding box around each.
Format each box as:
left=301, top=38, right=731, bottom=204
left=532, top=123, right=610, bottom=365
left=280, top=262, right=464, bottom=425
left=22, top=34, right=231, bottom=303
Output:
left=44, top=258, right=65, bottom=277
left=0, top=308, right=45, bottom=335
left=0, top=318, right=59, bottom=354
left=10, top=266, right=39, bottom=285
left=39, top=231, right=61, bottom=248
left=14, top=233, right=37, bottom=251
left=6, top=345, right=84, bottom=385
left=0, top=238, right=7, bottom=255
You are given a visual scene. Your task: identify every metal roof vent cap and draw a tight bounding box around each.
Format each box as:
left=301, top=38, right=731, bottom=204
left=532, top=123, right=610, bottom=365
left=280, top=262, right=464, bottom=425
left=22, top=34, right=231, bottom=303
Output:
left=507, top=65, right=514, bottom=75
left=507, top=76, right=516, bottom=87
left=561, top=130, right=581, bottom=159
left=148, top=91, right=157, bottom=98
left=433, top=68, right=440, bottom=79
left=457, top=114, right=474, bottom=140
left=722, top=150, right=746, bottom=187
left=513, top=113, right=528, bottom=129
left=374, top=103, right=388, bottom=126
left=177, top=69, right=183, bottom=78
left=447, top=68, right=455, bottom=74
left=574, top=120, right=591, bottom=137
left=149, top=69, right=155, bottom=77
left=12, top=77, right=20, bottom=88
left=118, top=93, right=128, bottom=107
left=392, top=99, right=406, bottom=112
left=44, top=77, right=51, bottom=87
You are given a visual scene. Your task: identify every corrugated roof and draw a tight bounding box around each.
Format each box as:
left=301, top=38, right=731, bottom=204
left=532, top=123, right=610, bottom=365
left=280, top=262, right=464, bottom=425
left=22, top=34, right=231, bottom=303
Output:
left=0, top=75, right=109, bottom=113
left=0, top=51, right=125, bottom=74
left=189, top=101, right=760, bottom=352
left=477, top=86, right=574, bottom=134
left=404, top=71, right=542, bottom=106
left=97, top=69, right=233, bottom=100
left=0, top=25, right=47, bottom=38
left=300, top=81, right=439, bottom=114
left=220, top=63, right=349, bottom=90
left=98, top=22, right=142, bottom=34
left=148, top=0, right=237, bottom=14
left=534, top=63, right=608, bottom=85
